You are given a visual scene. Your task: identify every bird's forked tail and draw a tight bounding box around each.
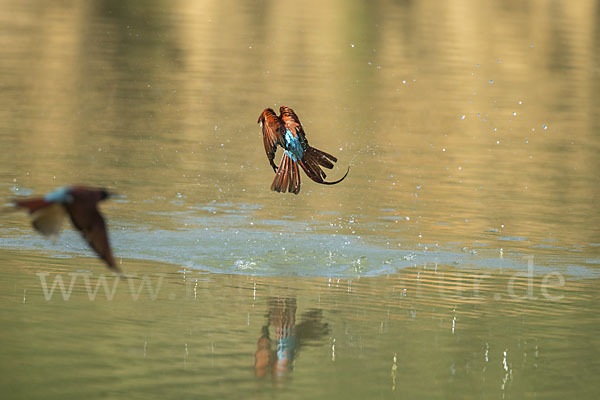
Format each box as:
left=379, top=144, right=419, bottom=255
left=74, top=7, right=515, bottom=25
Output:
left=271, top=152, right=301, bottom=194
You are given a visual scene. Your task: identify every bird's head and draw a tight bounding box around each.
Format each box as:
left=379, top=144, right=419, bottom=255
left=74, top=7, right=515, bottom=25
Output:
left=79, top=187, right=114, bottom=202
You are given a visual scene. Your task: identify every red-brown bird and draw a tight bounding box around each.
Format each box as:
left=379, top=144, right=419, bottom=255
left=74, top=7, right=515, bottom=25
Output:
left=14, top=186, right=119, bottom=271
left=257, top=106, right=349, bottom=194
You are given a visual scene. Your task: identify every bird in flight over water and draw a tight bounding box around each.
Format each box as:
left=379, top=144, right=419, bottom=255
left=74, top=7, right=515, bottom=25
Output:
left=257, top=106, right=349, bottom=194
left=14, top=185, right=120, bottom=271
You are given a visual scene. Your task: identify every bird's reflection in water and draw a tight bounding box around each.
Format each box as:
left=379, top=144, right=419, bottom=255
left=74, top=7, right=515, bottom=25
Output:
left=254, top=297, right=329, bottom=381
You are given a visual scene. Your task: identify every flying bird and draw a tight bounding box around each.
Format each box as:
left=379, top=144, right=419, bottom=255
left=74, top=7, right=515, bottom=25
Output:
left=14, top=186, right=119, bottom=271
left=257, top=106, right=349, bottom=194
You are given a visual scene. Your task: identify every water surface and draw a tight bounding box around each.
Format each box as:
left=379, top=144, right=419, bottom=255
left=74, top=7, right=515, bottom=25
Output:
left=1, top=0, right=599, bottom=399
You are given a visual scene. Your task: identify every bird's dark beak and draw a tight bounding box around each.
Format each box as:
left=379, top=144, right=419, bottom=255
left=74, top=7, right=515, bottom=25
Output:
left=101, top=190, right=124, bottom=200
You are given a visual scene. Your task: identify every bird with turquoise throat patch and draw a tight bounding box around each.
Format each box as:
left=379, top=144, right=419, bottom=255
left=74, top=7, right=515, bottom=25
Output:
left=257, top=106, right=349, bottom=194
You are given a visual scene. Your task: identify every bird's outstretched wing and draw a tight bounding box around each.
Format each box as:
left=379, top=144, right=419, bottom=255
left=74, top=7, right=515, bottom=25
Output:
left=66, top=201, right=118, bottom=271
left=258, top=109, right=285, bottom=172
left=15, top=198, right=67, bottom=241
left=31, top=203, right=68, bottom=240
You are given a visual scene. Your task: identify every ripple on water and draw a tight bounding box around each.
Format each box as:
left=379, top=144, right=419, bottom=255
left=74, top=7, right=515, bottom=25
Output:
left=2, top=225, right=598, bottom=279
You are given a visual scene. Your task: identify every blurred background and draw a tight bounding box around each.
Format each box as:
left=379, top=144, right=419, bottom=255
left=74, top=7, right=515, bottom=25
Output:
left=1, top=0, right=599, bottom=399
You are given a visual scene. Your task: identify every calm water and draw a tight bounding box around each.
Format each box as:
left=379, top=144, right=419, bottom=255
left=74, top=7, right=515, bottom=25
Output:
left=1, top=0, right=600, bottom=399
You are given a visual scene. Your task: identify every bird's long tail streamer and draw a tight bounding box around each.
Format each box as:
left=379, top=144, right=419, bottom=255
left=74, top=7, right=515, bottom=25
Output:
left=299, top=146, right=349, bottom=185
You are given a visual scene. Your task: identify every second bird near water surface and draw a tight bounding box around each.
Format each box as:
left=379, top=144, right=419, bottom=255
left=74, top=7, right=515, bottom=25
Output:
left=14, top=186, right=119, bottom=271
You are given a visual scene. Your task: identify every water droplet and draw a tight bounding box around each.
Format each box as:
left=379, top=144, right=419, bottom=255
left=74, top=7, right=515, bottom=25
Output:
left=460, top=115, right=466, bottom=120
left=442, top=148, right=446, bottom=152
left=496, top=140, right=500, bottom=144
left=350, top=43, right=355, bottom=48
left=512, top=112, right=517, bottom=116
left=542, top=124, right=548, bottom=130
left=518, top=101, right=522, bottom=105
left=402, top=80, right=406, bottom=84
